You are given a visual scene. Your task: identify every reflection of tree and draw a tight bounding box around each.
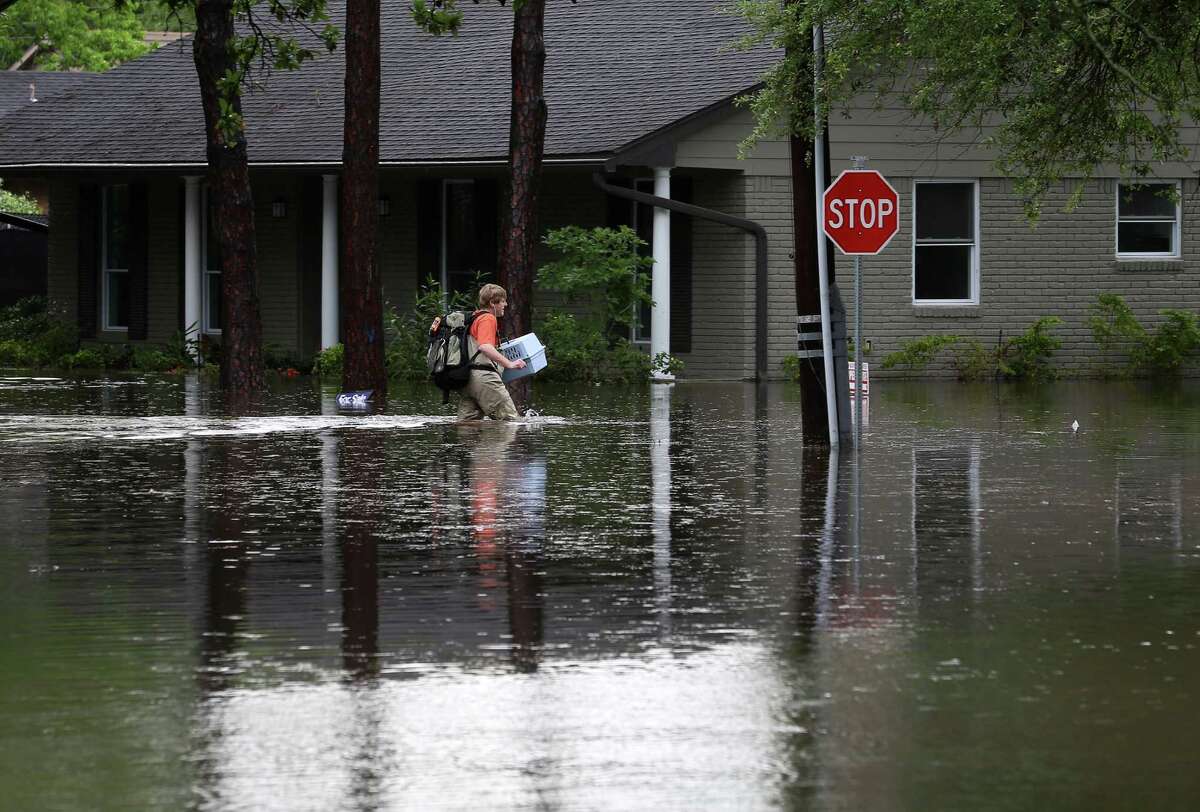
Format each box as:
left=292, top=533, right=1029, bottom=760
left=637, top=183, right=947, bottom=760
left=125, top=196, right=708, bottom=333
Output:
left=336, top=430, right=386, bottom=808
left=193, top=440, right=253, bottom=805
left=337, top=430, right=383, bottom=681
left=199, top=441, right=251, bottom=694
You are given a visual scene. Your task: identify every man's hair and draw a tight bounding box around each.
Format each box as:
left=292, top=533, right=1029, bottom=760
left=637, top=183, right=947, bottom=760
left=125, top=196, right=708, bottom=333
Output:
left=478, top=283, right=507, bottom=308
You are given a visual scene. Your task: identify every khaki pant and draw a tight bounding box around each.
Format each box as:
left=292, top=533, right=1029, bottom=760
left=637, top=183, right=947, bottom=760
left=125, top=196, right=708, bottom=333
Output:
left=457, top=367, right=520, bottom=421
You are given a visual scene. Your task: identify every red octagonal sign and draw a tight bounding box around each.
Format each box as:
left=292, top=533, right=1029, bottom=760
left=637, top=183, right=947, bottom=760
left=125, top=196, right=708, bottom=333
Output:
left=822, top=169, right=900, bottom=255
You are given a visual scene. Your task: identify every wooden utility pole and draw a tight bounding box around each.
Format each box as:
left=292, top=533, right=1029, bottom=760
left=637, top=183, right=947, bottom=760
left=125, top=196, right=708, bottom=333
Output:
left=787, top=23, right=830, bottom=443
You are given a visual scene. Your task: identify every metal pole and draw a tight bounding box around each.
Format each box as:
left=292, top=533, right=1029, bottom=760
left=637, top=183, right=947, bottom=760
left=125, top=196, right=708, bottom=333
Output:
left=813, top=24, right=839, bottom=448
left=854, top=254, right=862, bottom=444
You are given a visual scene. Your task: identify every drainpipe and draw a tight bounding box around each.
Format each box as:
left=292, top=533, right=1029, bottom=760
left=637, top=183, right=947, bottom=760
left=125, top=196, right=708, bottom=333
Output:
left=593, top=173, right=771, bottom=381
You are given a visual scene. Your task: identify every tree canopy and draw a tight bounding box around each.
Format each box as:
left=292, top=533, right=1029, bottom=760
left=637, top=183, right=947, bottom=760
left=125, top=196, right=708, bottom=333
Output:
left=734, top=0, right=1200, bottom=215
left=0, top=180, right=40, bottom=214
left=0, top=0, right=150, bottom=71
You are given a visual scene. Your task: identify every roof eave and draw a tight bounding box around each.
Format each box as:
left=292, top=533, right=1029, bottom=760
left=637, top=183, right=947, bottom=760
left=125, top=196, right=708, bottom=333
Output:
left=605, top=84, right=762, bottom=172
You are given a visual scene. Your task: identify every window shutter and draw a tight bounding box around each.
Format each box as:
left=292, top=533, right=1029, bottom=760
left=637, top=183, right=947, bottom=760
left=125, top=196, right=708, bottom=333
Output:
left=126, top=182, right=150, bottom=340
left=473, top=178, right=499, bottom=280
left=76, top=184, right=100, bottom=338
left=416, top=179, right=441, bottom=289
left=669, top=177, right=693, bottom=354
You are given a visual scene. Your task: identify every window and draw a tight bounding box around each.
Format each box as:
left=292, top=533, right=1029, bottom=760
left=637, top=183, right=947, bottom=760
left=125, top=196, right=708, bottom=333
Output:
left=1117, top=182, right=1179, bottom=257
left=202, top=191, right=222, bottom=333
left=101, top=185, right=131, bottom=331
left=913, top=181, right=978, bottom=304
left=442, top=179, right=479, bottom=298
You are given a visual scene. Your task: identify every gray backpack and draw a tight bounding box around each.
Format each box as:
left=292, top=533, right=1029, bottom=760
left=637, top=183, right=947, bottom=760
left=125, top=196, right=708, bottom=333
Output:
left=427, top=311, right=486, bottom=402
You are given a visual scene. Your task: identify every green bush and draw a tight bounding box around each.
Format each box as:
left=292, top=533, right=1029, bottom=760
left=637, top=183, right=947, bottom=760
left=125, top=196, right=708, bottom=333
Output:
left=129, top=347, right=178, bottom=372
left=881, top=334, right=962, bottom=371
left=383, top=278, right=476, bottom=381
left=0, top=297, right=79, bottom=368
left=312, top=343, right=344, bottom=377
left=538, top=226, right=654, bottom=330
left=1088, top=293, right=1199, bottom=376
left=60, top=348, right=107, bottom=370
left=881, top=317, right=1062, bottom=381
left=996, top=316, right=1062, bottom=381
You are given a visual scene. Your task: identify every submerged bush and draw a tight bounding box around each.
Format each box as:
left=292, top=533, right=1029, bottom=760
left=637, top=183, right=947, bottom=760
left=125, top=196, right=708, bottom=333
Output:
left=881, top=317, right=1062, bottom=381
left=312, top=343, right=344, bottom=377
left=1088, top=293, right=1200, bottom=377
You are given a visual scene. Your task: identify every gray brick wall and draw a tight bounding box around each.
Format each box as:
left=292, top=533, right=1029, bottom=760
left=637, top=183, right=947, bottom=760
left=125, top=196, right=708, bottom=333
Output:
left=674, top=170, right=754, bottom=379
left=841, top=177, right=1200, bottom=377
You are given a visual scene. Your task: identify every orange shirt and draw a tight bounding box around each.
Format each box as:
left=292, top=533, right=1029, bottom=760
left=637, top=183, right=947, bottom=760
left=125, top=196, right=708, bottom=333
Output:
left=470, top=310, right=499, bottom=348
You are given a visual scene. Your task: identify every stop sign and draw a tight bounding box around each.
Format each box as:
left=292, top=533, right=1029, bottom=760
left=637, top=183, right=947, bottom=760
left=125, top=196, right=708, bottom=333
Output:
left=822, top=170, right=900, bottom=255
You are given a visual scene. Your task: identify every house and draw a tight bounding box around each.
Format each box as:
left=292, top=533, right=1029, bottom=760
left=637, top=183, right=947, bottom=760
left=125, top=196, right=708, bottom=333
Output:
left=0, top=210, right=46, bottom=305
left=0, top=0, right=1196, bottom=378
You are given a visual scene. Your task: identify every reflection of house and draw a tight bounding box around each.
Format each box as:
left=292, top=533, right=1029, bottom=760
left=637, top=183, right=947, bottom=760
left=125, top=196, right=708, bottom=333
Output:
left=2, top=1, right=1198, bottom=376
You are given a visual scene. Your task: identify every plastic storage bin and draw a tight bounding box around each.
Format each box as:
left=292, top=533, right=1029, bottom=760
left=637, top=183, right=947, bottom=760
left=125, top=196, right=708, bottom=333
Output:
left=499, top=333, right=547, bottom=383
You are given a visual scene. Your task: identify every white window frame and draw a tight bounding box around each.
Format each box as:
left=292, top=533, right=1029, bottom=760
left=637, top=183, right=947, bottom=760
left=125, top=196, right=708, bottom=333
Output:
left=101, top=185, right=129, bottom=332
left=440, top=178, right=476, bottom=295
left=1115, top=180, right=1181, bottom=259
left=201, top=188, right=222, bottom=335
left=911, top=179, right=980, bottom=306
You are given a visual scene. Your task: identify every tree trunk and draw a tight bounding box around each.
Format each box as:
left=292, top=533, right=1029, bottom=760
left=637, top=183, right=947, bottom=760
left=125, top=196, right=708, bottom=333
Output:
left=340, top=0, right=386, bottom=403
left=193, top=0, right=265, bottom=408
left=498, top=0, right=546, bottom=414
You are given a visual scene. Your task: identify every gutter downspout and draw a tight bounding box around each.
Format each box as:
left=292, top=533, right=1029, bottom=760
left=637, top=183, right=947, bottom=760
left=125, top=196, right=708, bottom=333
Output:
left=593, top=172, right=771, bottom=381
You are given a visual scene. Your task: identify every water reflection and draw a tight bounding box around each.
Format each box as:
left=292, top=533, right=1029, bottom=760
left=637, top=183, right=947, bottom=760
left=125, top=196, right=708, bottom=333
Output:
left=912, top=444, right=982, bottom=600
left=4, top=378, right=1200, bottom=808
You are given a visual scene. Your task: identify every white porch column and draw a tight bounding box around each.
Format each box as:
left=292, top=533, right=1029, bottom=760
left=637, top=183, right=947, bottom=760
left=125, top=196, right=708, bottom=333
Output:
left=321, top=174, right=339, bottom=350
left=183, top=176, right=203, bottom=357
left=651, top=167, right=672, bottom=379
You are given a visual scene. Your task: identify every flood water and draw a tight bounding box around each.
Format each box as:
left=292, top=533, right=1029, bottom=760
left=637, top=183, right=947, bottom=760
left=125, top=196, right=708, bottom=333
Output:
left=2, top=374, right=1199, bottom=810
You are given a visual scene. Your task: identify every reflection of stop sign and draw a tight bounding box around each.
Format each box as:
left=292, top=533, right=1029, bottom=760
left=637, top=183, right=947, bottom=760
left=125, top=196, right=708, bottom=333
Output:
left=822, top=170, right=900, bottom=255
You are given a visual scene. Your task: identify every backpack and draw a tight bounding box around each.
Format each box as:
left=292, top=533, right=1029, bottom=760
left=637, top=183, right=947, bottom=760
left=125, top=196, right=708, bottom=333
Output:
left=427, top=311, right=492, bottom=403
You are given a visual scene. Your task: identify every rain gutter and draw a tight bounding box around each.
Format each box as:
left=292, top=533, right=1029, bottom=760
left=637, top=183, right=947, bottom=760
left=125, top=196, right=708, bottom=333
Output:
left=593, top=172, right=770, bottom=381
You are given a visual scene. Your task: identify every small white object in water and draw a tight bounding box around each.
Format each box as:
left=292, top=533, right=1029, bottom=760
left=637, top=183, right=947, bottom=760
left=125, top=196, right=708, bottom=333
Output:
left=1071, top=419, right=1080, bottom=432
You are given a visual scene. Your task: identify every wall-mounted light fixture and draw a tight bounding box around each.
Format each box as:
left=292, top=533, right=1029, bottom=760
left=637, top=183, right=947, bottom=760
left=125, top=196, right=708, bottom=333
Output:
left=271, top=198, right=287, bottom=218
left=378, top=196, right=391, bottom=217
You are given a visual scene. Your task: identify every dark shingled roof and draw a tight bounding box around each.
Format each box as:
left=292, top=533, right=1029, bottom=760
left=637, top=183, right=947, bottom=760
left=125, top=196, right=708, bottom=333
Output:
left=0, top=0, right=774, bottom=168
left=0, top=71, right=97, bottom=123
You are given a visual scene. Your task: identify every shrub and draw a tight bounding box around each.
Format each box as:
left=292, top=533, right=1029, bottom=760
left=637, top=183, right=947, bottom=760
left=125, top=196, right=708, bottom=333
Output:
left=537, top=311, right=609, bottom=382
left=881, top=334, right=962, bottom=371
left=996, top=316, right=1062, bottom=381
left=881, top=317, right=1062, bottom=381
left=312, top=343, right=344, bottom=377
left=129, top=347, right=178, bottom=372
left=538, top=226, right=654, bottom=330
left=60, top=348, right=107, bottom=370
left=1088, top=293, right=1200, bottom=376
left=384, top=277, right=479, bottom=380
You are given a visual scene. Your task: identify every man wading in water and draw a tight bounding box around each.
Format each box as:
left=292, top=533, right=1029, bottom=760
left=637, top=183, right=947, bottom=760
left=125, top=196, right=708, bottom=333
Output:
left=431, top=284, right=526, bottom=421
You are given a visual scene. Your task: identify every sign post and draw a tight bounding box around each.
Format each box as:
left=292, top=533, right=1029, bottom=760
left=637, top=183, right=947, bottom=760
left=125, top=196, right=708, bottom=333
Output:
left=821, top=162, right=899, bottom=444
